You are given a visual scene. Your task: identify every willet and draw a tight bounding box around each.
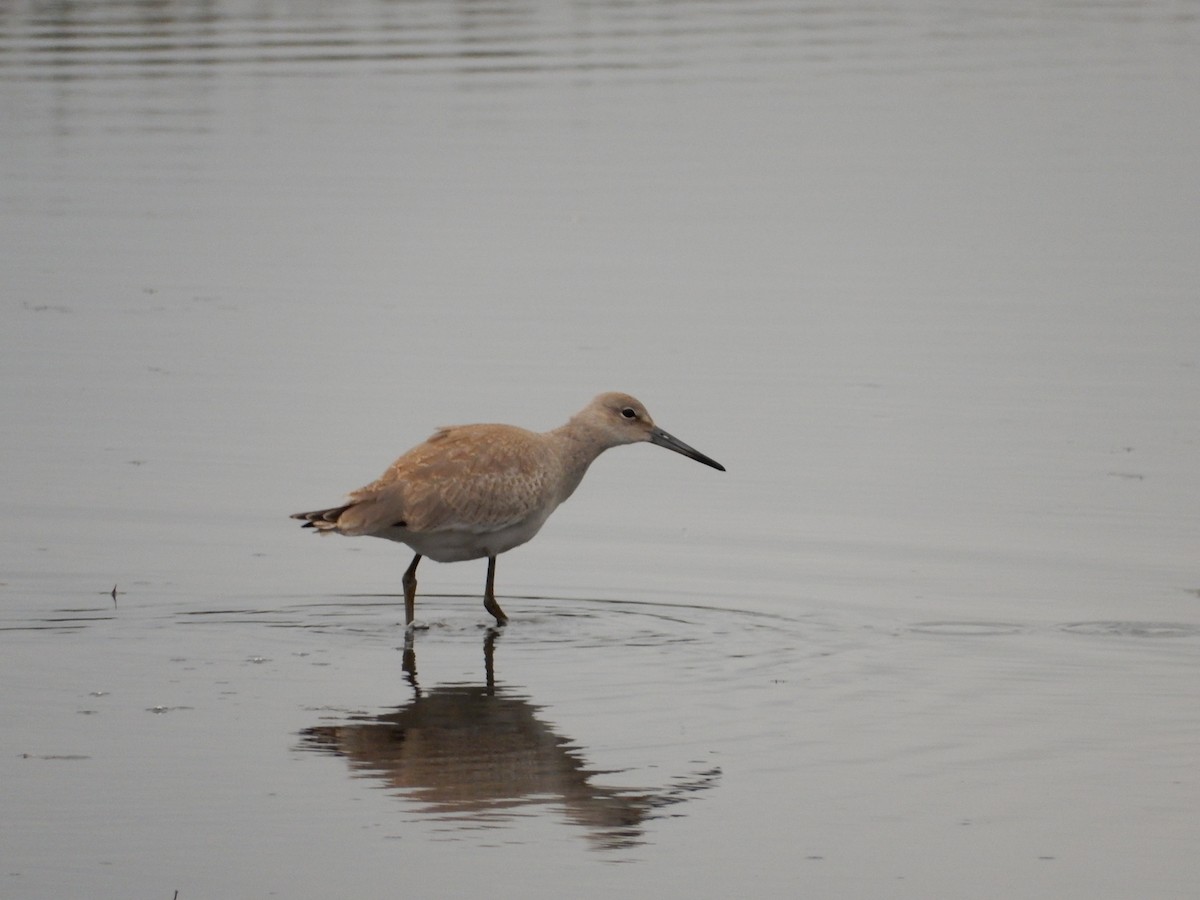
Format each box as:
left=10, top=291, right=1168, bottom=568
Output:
left=291, top=392, right=724, bottom=626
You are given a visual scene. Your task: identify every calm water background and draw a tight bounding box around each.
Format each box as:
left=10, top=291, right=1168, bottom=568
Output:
left=2, top=1, right=1198, bottom=897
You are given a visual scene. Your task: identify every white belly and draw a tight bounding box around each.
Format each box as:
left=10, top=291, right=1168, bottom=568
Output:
left=371, top=514, right=551, bottom=563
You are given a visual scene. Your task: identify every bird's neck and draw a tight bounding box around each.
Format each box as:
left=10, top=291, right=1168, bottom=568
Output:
left=546, top=421, right=612, bottom=503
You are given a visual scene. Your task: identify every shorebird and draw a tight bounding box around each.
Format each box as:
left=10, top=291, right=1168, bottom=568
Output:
left=291, top=392, right=724, bottom=626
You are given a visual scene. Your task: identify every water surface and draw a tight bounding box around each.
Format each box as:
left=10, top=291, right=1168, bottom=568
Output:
left=2, top=2, right=1198, bottom=897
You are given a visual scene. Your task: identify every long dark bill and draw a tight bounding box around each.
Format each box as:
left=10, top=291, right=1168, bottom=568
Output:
left=649, top=427, right=726, bottom=472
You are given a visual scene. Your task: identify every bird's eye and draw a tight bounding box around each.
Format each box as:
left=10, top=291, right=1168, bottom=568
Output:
left=621, top=407, right=638, bottom=419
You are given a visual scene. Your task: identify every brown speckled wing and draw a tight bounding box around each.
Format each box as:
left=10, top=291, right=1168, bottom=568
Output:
left=337, top=424, right=556, bottom=537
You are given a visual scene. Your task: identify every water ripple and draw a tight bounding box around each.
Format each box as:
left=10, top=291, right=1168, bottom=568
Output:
left=2, top=0, right=1189, bottom=84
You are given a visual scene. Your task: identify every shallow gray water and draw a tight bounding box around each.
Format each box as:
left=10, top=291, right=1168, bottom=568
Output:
left=3, top=2, right=1199, bottom=898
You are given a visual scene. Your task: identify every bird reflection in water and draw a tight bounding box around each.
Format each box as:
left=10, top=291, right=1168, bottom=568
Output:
left=298, top=630, right=720, bottom=851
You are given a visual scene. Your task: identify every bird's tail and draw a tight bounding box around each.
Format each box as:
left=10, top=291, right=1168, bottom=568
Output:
left=290, top=505, right=352, bottom=533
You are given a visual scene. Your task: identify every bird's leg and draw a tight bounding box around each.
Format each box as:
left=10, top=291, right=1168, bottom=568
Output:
left=482, top=554, right=508, bottom=626
left=402, top=553, right=422, bottom=626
